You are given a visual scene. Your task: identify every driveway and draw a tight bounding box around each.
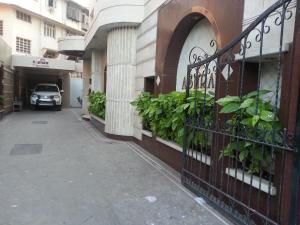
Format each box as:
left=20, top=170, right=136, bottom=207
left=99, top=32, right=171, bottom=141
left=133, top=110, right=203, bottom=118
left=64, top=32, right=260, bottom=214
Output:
left=0, top=109, right=232, bottom=225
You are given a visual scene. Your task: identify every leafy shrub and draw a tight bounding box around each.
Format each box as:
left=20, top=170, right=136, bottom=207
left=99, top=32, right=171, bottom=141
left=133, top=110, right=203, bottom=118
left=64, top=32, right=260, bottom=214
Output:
left=88, top=91, right=106, bottom=119
left=132, top=91, right=214, bottom=147
left=0, top=95, right=3, bottom=108
left=216, top=90, right=282, bottom=174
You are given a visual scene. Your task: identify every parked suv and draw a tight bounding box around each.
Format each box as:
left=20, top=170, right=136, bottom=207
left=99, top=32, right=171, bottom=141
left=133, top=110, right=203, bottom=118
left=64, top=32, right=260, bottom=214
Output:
left=30, top=83, right=63, bottom=111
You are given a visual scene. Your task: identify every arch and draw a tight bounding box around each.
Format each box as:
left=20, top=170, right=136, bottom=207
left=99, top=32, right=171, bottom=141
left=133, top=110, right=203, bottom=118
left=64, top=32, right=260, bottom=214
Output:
left=164, top=11, right=219, bottom=92
left=154, top=0, right=244, bottom=94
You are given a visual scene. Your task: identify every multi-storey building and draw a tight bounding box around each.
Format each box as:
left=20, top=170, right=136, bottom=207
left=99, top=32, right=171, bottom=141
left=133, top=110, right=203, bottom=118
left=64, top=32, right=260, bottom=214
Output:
left=58, top=0, right=300, bottom=224
left=0, top=0, right=88, bottom=108
left=81, top=0, right=296, bottom=139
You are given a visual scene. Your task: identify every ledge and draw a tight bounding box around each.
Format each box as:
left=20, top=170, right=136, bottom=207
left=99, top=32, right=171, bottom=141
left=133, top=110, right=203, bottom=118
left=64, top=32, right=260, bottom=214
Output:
left=234, top=43, right=290, bottom=62
left=91, top=114, right=105, bottom=124
left=85, top=0, right=144, bottom=48
left=58, top=36, right=85, bottom=57
left=90, top=115, right=133, bottom=141
left=141, top=130, right=153, bottom=138
left=156, top=137, right=211, bottom=166
left=225, top=168, right=277, bottom=196
left=156, top=137, right=182, bottom=152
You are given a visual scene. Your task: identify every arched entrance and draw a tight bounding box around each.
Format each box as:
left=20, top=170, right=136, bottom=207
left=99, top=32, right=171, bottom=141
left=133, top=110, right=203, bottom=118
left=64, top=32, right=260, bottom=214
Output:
left=176, top=18, right=217, bottom=92
left=154, top=0, right=244, bottom=94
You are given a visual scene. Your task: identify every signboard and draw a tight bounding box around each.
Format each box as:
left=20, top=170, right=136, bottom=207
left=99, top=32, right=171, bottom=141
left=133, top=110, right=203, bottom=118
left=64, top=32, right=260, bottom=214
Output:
left=176, top=19, right=217, bottom=92
left=32, top=58, right=50, bottom=68
left=181, top=69, right=215, bottom=90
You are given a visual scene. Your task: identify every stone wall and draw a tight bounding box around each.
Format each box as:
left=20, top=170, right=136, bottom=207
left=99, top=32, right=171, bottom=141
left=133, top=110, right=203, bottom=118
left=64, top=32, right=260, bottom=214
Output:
left=0, top=37, right=13, bottom=113
left=2, top=67, right=14, bottom=112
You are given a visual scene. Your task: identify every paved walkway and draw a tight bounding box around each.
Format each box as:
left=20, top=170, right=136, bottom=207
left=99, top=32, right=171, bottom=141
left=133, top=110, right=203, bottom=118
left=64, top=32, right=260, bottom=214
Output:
left=0, top=109, right=232, bottom=225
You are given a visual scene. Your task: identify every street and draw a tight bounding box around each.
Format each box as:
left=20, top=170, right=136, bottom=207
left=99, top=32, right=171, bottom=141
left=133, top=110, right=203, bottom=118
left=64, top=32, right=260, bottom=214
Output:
left=0, top=109, right=231, bottom=225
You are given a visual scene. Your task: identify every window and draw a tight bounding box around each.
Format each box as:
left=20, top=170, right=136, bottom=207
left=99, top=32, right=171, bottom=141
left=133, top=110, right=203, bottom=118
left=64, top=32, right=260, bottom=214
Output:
left=67, top=2, right=80, bottom=22
left=16, top=37, right=31, bottom=54
left=16, top=10, right=31, bottom=23
left=47, top=0, right=56, bottom=7
left=44, top=22, right=56, bottom=38
left=66, top=29, right=76, bottom=36
left=35, top=85, right=58, bottom=92
left=144, top=77, right=155, bottom=94
left=0, top=21, right=3, bottom=36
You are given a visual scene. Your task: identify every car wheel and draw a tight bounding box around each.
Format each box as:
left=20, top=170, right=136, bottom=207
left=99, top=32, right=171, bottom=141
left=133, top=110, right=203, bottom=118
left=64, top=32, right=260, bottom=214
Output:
left=31, top=105, right=37, bottom=111
left=56, top=106, right=62, bottom=111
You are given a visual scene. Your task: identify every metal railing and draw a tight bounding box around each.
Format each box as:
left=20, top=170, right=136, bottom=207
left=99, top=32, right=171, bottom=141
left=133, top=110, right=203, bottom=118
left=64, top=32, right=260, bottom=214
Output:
left=182, top=0, right=298, bottom=224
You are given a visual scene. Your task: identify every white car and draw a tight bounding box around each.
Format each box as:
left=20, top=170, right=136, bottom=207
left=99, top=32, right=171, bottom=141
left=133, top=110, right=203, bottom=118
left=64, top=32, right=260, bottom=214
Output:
left=30, top=83, right=63, bottom=111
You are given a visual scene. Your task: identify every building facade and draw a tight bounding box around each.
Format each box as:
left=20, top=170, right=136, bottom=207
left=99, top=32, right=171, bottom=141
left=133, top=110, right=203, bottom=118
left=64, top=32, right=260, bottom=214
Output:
left=83, top=0, right=296, bottom=138
left=0, top=36, right=13, bottom=114
left=0, top=0, right=88, bottom=108
left=77, top=0, right=300, bottom=224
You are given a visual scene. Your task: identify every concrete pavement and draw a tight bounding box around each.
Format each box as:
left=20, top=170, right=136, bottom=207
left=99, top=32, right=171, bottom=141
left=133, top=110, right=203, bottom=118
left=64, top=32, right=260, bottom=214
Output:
left=0, top=109, right=232, bottom=225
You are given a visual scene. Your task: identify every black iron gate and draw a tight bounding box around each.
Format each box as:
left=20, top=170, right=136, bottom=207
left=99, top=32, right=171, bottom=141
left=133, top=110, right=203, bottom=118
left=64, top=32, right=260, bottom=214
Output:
left=182, top=0, right=299, bottom=224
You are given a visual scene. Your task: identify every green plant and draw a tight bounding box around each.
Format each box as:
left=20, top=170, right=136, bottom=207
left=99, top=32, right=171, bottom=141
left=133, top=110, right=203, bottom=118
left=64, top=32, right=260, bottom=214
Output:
left=216, top=90, right=282, bottom=174
left=0, top=95, right=3, bottom=108
left=130, top=92, right=152, bottom=130
left=88, top=91, right=106, bottom=119
left=131, top=91, right=214, bottom=148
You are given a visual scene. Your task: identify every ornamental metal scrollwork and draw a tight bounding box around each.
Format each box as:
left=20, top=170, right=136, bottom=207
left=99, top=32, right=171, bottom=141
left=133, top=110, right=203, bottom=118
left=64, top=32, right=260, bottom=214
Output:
left=239, top=39, right=252, bottom=55
left=238, top=2, right=294, bottom=56
left=274, top=2, right=293, bottom=26
left=255, top=24, right=271, bottom=42
left=189, top=40, right=218, bottom=64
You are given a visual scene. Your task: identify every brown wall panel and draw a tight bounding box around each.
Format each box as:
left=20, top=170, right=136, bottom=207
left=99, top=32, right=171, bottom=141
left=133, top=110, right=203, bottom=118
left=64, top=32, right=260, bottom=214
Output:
left=155, top=0, right=245, bottom=94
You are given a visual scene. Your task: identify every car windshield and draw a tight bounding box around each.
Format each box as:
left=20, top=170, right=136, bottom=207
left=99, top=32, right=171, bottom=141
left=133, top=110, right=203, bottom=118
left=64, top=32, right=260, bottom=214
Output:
left=35, top=85, right=58, bottom=92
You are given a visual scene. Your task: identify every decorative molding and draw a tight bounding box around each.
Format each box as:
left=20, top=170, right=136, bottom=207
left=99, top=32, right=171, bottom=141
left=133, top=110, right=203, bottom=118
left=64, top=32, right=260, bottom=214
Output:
left=225, top=168, right=277, bottom=196
left=142, top=130, right=153, bottom=137
left=155, top=137, right=211, bottom=166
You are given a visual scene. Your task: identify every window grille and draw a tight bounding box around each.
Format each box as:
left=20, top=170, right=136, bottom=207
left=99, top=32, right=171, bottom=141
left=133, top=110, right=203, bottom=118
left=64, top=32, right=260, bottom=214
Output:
left=16, top=37, right=31, bottom=54
left=47, top=0, right=56, bottom=7
left=16, top=10, right=31, bottom=23
left=67, top=2, right=80, bottom=22
left=44, top=22, right=56, bottom=38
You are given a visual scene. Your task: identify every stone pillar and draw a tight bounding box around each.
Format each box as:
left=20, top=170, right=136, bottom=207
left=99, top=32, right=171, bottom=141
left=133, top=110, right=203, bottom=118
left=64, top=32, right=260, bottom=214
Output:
left=105, top=27, right=137, bottom=136
left=91, top=50, right=106, bottom=92
left=82, top=59, right=91, bottom=115
left=62, top=74, right=70, bottom=108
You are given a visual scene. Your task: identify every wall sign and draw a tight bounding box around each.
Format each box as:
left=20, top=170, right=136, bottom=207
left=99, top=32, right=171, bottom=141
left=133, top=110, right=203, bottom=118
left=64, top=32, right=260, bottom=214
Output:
left=33, top=58, right=50, bottom=68
left=176, top=19, right=217, bottom=92
left=182, top=72, right=215, bottom=90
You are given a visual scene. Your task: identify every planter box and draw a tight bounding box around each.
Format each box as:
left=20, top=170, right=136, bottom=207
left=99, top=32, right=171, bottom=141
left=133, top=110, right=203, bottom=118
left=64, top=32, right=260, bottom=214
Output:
left=226, top=168, right=277, bottom=196
left=90, top=114, right=105, bottom=134
left=139, top=130, right=211, bottom=172
left=90, top=114, right=133, bottom=141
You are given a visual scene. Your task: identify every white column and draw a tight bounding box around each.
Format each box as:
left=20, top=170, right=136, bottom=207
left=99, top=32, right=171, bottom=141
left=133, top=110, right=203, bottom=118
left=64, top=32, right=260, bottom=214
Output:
left=82, top=59, right=91, bottom=115
left=91, top=50, right=105, bottom=92
left=105, top=27, right=137, bottom=136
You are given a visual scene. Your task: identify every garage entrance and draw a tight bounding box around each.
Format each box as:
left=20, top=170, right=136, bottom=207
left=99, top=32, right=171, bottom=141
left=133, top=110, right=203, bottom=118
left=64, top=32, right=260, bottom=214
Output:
left=12, top=55, right=83, bottom=109
left=14, top=67, right=70, bottom=109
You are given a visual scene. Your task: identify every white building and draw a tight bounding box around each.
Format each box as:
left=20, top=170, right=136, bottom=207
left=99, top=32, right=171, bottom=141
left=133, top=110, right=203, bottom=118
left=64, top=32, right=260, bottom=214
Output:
left=0, top=0, right=89, bottom=107
left=43, top=0, right=300, bottom=223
